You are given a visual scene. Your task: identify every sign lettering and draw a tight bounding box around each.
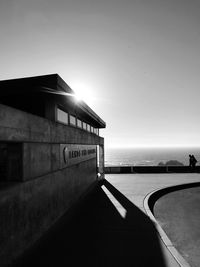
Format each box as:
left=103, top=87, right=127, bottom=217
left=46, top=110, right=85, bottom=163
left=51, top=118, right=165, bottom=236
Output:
left=60, top=144, right=96, bottom=168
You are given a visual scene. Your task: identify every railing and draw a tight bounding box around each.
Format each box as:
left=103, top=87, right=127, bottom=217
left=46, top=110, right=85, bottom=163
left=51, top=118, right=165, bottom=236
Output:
left=105, top=165, right=200, bottom=174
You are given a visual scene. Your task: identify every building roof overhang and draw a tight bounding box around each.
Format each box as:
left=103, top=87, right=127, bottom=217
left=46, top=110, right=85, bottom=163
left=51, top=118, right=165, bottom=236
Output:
left=0, top=74, right=106, bottom=128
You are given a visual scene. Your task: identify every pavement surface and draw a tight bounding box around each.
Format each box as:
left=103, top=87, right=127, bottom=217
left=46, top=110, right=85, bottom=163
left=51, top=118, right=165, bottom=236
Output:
left=13, top=173, right=200, bottom=267
left=105, top=173, right=200, bottom=267
left=154, top=186, right=200, bottom=267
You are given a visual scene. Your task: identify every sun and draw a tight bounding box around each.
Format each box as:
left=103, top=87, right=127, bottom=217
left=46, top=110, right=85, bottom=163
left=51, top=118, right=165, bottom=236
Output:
left=71, top=82, right=95, bottom=107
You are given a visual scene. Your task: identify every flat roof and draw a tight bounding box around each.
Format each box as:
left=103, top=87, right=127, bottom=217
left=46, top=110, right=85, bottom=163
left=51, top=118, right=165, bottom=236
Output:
left=0, top=74, right=106, bottom=128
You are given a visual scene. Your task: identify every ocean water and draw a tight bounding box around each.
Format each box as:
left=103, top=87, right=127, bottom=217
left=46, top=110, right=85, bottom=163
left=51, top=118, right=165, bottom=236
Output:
left=105, top=147, right=200, bottom=167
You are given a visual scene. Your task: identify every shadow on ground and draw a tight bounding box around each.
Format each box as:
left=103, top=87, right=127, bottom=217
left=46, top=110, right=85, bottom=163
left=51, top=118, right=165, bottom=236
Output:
left=13, top=179, right=167, bottom=267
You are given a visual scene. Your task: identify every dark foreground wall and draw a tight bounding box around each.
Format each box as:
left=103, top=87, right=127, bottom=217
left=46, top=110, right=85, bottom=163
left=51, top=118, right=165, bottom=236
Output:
left=0, top=104, right=104, bottom=265
left=0, top=160, right=97, bottom=265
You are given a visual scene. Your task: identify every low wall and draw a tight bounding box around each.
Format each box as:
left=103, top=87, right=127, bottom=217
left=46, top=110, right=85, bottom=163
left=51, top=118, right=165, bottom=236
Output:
left=105, top=166, right=200, bottom=174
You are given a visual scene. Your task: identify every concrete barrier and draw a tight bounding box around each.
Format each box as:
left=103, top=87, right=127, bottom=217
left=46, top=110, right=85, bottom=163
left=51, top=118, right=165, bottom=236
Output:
left=105, top=166, right=200, bottom=174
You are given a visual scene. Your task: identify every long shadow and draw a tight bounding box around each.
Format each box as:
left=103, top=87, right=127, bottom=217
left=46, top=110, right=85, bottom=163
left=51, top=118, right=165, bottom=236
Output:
left=13, top=179, right=167, bottom=267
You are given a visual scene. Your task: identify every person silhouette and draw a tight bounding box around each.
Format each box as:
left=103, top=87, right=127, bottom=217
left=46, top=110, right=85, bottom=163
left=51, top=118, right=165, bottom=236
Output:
left=189, top=154, right=193, bottom=168
left=192, top=155, right=197, bottom=168
left=189, top=154, right=197, bottom=172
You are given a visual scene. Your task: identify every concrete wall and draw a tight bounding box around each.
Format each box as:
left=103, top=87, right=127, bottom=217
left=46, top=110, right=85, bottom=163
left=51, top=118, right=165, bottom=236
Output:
left=0, top=159, right=97, bottom=265
left=0, top=104, right=103, bottom=145
left=0, top=104, right=104, bottom=265
left=105, top=166, right=200, bottom=174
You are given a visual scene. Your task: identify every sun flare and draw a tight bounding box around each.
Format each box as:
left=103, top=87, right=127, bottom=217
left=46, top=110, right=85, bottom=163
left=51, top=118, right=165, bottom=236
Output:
left=71, top=82, right=95, bottom=106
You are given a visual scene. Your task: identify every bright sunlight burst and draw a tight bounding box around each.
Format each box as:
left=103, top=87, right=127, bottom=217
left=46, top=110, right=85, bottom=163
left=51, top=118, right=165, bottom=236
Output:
left=71, top=82, right=95, bottom=107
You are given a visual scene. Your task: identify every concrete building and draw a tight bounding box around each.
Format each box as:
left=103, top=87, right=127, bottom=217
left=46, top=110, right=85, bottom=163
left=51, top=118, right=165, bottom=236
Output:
left=0, top=74, right=105, bottom=265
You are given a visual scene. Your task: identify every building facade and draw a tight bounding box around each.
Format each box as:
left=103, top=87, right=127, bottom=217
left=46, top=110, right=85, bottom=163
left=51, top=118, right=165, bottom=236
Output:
left=0, top=74, right=105, bottom=265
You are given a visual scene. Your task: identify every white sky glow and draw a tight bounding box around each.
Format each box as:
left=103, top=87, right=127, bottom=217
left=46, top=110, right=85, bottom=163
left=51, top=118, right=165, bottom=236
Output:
left=1, top=0, right=200, bottom=148
left=69, top=82, right=96, bottom=107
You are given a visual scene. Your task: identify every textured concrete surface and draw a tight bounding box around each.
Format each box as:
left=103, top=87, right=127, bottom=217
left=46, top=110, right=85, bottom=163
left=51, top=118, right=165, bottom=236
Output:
left=0, top=103, right=105, bottom=265
left=12, top=180, right=168, bottom=267
left=0, top=160, right=97, bottom=266
left=0, top=104, right=103, bottom=145
left=0, top=76, right=105, bottom=266
left=106, top=174, right=200, bottom=267
left=154, top=186, right=200, bottom=267
left=12, top=173, right=200, bottom=267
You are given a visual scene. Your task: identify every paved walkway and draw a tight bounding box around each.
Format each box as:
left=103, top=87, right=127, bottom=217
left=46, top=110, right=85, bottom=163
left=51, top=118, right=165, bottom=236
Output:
left=105, top=173, right=200, bottom=267
left=154, top=186, right=200, bottom=267
left=13, top=173, right=200, bottom=267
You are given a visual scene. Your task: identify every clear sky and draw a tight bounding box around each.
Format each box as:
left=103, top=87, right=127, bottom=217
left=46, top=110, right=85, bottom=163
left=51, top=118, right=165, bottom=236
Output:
left=1, top=0, right=200, bottom=148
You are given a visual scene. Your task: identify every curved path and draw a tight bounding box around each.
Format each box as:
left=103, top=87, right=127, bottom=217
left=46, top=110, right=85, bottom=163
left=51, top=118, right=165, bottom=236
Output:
left=154, top=186, right=200, bottom=267
left=13, top=173, right=200, bottom=267
left=106, top=173, right=200, bottom=267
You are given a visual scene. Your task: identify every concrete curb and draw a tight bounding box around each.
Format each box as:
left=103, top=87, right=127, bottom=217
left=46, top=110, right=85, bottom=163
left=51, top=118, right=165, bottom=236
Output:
left=143, top=182, right=200, bottom=267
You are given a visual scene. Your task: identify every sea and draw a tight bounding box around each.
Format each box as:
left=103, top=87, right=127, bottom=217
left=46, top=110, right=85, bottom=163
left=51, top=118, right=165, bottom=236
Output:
left=105, top=147, right=200, bottom=167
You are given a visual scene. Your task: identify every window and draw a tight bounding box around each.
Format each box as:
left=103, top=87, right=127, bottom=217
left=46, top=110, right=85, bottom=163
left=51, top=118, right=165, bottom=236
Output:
left=91, top=126, right=94, bottom=133
left=70, top=115, right=76, bottom=126
left=77, top=119, right=82, bottom=128
left=86, top=124, right=90, bottom=132
left=83, top=122, right=87, bottom=130
left=57, top=108, right=68, bottom=125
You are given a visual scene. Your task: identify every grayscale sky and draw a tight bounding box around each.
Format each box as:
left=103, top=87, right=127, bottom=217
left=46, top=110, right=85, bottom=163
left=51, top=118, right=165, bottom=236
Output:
left=1, top=0, right=200, bottom=148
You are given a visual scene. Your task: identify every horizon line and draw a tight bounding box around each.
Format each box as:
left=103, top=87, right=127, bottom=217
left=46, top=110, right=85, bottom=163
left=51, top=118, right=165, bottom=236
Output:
left=105, top=145, right=200, bottom=149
